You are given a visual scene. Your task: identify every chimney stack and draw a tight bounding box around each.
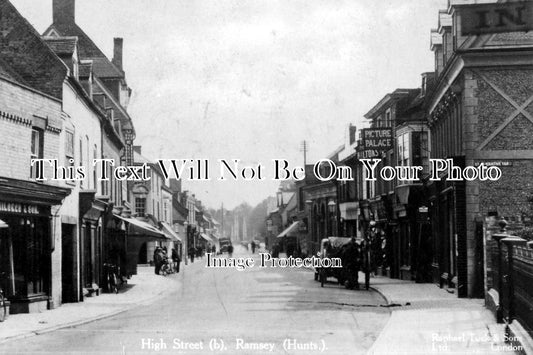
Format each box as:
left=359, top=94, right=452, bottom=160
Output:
left=113, top=38, right=123, bottom=71
left=53, top=0, right=75, bottom=24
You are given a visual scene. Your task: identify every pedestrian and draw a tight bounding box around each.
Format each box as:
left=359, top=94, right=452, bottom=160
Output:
left=342, top=237, right=361, bottom=289
left=251, top=240, right=256, bottom=254
left=227, top=243, right=234, bottom=258
left=172, top=248, right=181, bottom=273
left=154, top=247, right=163, bottom=275
left=196, top=246, right=202, bottom=259
left=189, top=246, right=195, bottom=263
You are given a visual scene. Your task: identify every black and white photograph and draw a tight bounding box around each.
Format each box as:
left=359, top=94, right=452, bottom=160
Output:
left=0, top=0, right=532, bottom=354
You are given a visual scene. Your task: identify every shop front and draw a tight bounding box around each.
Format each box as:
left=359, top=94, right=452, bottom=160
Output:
left=117, top=216, right=167, bottom=275
left=0, top=178, right=70, bottom=314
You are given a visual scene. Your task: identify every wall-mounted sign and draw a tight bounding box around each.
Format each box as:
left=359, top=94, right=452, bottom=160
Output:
left=356, top=149, right=380, bottom=160
left=473, top=160, right=513, bottom=167
left=361, top=128, right=393, bottom=151
left=458, top=2, right=533, bottom=36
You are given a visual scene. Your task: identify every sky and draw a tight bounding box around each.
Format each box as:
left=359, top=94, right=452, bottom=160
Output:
left=11, top=0, right=446, bottom=209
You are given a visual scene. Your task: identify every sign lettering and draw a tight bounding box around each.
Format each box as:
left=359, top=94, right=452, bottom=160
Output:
left=0, top=202, right=40, bottom=214
left=458, top=2, right=533, bottom=35
left=361, top=128, right=393, bottom=152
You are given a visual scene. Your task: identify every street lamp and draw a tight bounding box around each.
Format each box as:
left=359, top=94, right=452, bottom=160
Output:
left=328, top=200, right=336, bottom=237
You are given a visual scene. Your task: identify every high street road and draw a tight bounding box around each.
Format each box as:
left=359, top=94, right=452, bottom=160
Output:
left=0, top=249, right=390, bottom=355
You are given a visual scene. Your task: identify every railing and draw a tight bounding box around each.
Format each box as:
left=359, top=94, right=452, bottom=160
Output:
left=490, top=230, right=532, bottom=334
left=512, top=245, right=533, bottom=334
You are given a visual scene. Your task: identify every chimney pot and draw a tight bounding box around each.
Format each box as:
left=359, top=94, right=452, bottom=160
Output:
left=53, top=0, right=75, bottom=24
left=113, top=38, right=124, bottom=71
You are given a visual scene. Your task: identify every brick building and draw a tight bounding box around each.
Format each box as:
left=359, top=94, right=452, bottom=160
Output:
left=0, top=0, right=72, bottom=313
left=427, top=2, right=533, bottom=298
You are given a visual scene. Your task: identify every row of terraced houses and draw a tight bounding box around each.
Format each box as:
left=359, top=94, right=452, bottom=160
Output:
left=0, top=0, right=220, bottom=314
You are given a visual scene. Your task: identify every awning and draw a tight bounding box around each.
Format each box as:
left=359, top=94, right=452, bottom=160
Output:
left=0, top=219, right=8, bottom=229
left=200, top=233, right=214, bottom=242
left=277, top=221, right=300, bottom=238
left=114, top=215, right=167, bottom=239
left=160, top=222, right=182, bottom=242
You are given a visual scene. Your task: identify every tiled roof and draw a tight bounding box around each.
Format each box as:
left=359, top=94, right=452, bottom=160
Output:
left=90, top=57, right=123, bottom=78
left=0, top=58, right=28, bottom=86
left=42, top=36, right=78, bottom=55
left=44, top=22, right=124, bottom=79
left=0, top=0, right=68, bottom=99
left=79, top=60, right=93, bottom=78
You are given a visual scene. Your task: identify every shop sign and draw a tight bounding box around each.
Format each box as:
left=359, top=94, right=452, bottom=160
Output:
left=0, top=202, right=39, bottom=214
left=473, top=160, right=513, bottom=167
left=458, top=2, right=533, bottom=36
left=361, top=128, right=393, bottom=152
left=357, top=148, right=380, bottom=160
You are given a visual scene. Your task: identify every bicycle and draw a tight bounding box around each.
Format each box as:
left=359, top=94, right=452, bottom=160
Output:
left=0, top=272, right=7, bottom=322
left=103, top=263, right=121, bottom=294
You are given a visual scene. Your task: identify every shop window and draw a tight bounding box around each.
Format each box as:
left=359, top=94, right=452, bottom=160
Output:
left=2, top=216, right=48, bottom=297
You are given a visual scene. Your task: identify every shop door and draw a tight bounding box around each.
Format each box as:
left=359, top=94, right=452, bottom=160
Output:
left=61, top=223, right=76, bottom=303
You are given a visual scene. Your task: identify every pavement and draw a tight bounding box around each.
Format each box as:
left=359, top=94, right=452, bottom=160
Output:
left=0, top=265, right=180, bottom=344
left=0, top=261, right=524, bottom=355
left=366, top=273, right=519, bottom=355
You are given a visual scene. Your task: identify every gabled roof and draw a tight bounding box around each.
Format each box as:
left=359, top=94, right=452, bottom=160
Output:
left=0, top=0, right=68, bottom=99
left=44, top=21, right=124, bottom=79
left=0, top=58, right=28, bottom=86
left=42, top=36, right=78, bottom=56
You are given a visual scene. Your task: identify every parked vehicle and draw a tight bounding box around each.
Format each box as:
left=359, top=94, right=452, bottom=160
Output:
left=219, top=238, right=231, bottom=253
left=314, top=237, right=352, bottom=287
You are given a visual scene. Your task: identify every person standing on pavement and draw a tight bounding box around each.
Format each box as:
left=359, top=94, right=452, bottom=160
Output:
left=227, top=243, right=234, bottom=258
left=171, top=248, right=181, bottom=273
left=342, top=237, right=361, bottom=289
left=251, top=241, right=256, bottom=254
left=189, top=247, right=195, bottom=263
left=154, top=247, right=163, bottom=275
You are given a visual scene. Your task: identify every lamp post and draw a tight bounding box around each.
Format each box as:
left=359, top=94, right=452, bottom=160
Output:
left=328, top=200, right=336, bottom=237
left=365, top=219, right=376, bottom=290
left=183, top=221, right=189, bottom=265
left=491, top=217, right=508, bottom=323
left=305, top=200, right=313, bottom=254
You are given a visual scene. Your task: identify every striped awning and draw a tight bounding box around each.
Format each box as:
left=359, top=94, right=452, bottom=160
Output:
left=276, top=221, right=300, bottom=238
